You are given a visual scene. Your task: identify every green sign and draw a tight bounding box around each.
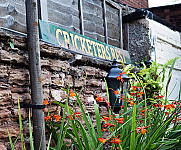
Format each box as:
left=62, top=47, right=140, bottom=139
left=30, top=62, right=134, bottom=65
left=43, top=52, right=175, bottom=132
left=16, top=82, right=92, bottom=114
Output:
left=39, top=20, right=131, bottom=64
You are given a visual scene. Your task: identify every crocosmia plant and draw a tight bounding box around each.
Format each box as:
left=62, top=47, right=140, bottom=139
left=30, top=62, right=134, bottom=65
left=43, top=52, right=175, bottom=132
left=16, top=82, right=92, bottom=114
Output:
left=8, top=58, right=181, bottom=150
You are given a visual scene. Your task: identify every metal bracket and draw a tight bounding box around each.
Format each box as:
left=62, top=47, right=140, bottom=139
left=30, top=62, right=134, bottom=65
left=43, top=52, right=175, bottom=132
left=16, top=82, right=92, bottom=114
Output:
left=20, top=103, right=46, bottom=109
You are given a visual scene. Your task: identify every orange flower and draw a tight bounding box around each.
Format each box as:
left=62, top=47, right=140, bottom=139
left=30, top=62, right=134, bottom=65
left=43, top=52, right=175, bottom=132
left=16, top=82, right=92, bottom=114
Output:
left=177, top=117, right=181, bottom=122
left=117, top=76, right=122, bottom=81
left=74, top=112, right=81, bottom=118
left=171, top=104, right=175, bottom=108
left=116, top=118, right=124, bottom=124
left=129, top=101, right=135, bottom=106
left=120, top=106, right=124, bottom=108
left=132, top=86, right=137, bottom=91
left=136, top=127, right=147, bottom=135
left=131, top=92, right=135, bottom=96
left=140, top=109, right=145, bottom=113
left=67, top=114, right=73, bottom=120
left=139, top=91, right=144, bottom=96
left=43, top=99, right=49, bottom=105
left=44, top=116, right=51, bottom=121
left=110, top=138, right=121, bottom=145
left=165, top=112, right=169, bottom=115
left=69, top=91, right=75, bottom=98
left=53, top=114, right=61, bottom=122
left=102, top=123, right=115, bottom=128
left=141, top=128, right=147, bottom=135
left=164, top=104, right=172, bottom=110
left=96, top=96, right=103, bottom=102
left=113, top=90, right=120, bottom=95
left=98, top=137, right=107, bottom=144
left=140, top=113, right=145, bottom=117
left=102, top=116, right=111, bottom=122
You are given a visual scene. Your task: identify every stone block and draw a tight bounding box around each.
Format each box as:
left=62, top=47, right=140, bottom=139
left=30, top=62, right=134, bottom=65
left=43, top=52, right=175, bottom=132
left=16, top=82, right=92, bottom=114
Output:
left=84, top=20, right=96, bottom=33
left=0, top=65, right=8, bottom=78
left=43, top=88, right=50, bottom=100
left=101, top=81, right=106, bottom=91
left=95, top=68, right=108, bottom=78
left=0, top=142, right=6, bottom=150
left=70, top=66, right=84, bottom=77
left=0, top=108, right=11, bottom=119
left=74, top=77, right=85, bottom=88
left=108, top=38, right=119, bottom=48
left=48, top=10, right=73, bottom=27
left=72, top=16, right=80, bottom=30
left=84, top=66, right=96, bottom=76
left=0, top=124, right=20, bottom=139
left=11, top=93, right=31, bottom=104
left=41, top=59, right=50, bottom=67
left=0, top=82, right=10, bottom=90
left=50, top=89, right=67, bottom=102
left=87, top=79, right=102, bottom=87
left=0, top=50, right=12, bottom=62
left=0, top=90, right=11, bottom=106
left=96, top=26, right=104, bottom=36
left=12, top=108, right=27, bottom=121
left=8, top=69, right=29, bottom=86
left=49, top=59, right=70, bottom=72
left=96, top=34, right=105, bottom=43
left=11, top=86, right=29, bottom=93
left=41, top=69, right=51, bottom=85
left=83, top=1, right=95, bottom=14
left=64, top=75, right=73, bottom=87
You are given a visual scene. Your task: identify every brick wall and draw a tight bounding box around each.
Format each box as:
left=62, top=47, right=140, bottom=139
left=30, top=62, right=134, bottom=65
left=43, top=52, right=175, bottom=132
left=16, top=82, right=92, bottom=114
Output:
left=148, top=4, right=181, bottom=29
left=0, top=30, right=111, bottom=149
left=114, top=0, right=149, bottom=9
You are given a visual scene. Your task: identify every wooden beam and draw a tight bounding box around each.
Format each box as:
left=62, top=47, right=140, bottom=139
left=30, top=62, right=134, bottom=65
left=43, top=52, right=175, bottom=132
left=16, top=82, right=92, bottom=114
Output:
left=37, top=0, right=48, bottom=21
left=119, top=8, right=123, bottom=49
left=103, top=0, right=108, bottom=44
left=106, top=0, right=122, bottom=9
left=79, top=0, right=84, bottom=35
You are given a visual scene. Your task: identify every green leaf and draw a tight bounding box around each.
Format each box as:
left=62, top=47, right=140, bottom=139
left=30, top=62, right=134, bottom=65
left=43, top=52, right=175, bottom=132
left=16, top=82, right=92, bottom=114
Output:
left=29, top=109, right=34, bottom=150
left=95, top=103, right=102, bottom=138
left=9, top=42, right=14, bottom=49
left=75, top=92, right=98, bottom=148
left=145, top=117, right=173, bottom=149
left=47, top=133, right=52, bottom=150
left=7, top=128, right=14, bottom=150
left=18, top=98, right=26, bottom=150
left=130, top=104, right=136, bottom=150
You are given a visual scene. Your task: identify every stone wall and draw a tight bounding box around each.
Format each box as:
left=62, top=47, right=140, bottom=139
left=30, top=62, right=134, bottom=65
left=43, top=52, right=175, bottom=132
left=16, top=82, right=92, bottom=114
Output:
left=114, top=0, right=148, bottom=9
left=0, top=29, right=112, bottom=149
left=127, top=19, right=152, bottom=63
left=0, top=0, right=26, bottom=33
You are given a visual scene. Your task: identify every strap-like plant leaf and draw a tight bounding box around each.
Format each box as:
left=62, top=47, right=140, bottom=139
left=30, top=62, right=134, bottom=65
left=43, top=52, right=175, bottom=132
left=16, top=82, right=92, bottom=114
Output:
left=130, top=104, right=136, bottom=150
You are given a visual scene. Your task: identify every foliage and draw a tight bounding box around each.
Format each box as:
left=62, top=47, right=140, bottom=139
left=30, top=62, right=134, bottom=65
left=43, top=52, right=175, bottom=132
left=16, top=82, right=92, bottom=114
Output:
left=126, top=57, right=179, bottom=101
left=7, top=37, right=14, bottom=49
left=8, top=58, right=181, bottom=150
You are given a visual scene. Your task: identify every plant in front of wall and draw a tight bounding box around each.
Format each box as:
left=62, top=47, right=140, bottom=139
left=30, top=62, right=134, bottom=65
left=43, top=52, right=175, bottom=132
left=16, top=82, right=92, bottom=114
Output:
left=8, top=58, right=181, bottom=150
left=7, top=37, right=14, bottom=49
left=126, top=57, right=180, bottom=104
left=43, top=58, right=181, bottom=149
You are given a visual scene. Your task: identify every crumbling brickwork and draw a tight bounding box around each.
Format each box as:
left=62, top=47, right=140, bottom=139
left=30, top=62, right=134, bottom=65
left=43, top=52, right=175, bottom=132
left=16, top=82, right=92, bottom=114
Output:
left=0, top=30, right=111, bottom=149
left=114, top=0, right=148, bottom=9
